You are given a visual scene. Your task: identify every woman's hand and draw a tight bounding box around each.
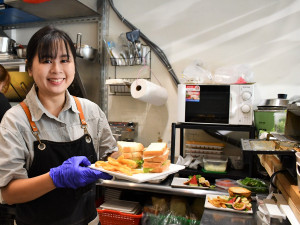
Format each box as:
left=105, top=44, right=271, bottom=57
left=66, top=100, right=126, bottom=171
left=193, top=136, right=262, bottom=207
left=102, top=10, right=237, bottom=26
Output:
left=49, top=156, right=112, bottom=189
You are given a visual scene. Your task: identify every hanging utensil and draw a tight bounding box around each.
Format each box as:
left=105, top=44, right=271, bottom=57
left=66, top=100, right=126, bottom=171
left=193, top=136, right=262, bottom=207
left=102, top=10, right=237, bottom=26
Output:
left=75, top=33, right=82, bottom=56
left=126, top=29, right=141, bottom=64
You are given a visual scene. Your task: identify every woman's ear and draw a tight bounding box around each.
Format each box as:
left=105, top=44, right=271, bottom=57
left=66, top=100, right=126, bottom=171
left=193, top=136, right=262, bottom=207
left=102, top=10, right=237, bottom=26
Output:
left=25, top=60, right=32, bottom=77
left=28, top=69, right=33, bottom=77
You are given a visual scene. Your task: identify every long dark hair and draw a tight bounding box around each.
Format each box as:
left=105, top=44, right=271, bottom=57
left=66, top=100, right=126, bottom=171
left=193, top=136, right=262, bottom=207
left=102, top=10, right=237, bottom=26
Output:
left=0, top=64, right=11, bottom=93
left=26, top=25, right=76, bottom=71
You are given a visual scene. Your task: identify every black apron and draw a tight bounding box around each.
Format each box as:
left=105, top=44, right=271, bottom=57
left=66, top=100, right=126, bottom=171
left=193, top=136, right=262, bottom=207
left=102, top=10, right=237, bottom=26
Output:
left=16, top=97, right=98, bottom=225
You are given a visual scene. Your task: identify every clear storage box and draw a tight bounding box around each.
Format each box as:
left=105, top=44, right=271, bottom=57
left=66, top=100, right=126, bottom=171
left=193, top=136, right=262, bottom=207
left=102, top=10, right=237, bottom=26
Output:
left=203, top=156, right=228, bottom=172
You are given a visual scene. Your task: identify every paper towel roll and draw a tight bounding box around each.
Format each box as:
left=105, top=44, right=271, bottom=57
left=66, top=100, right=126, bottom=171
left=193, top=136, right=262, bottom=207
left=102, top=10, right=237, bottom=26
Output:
left=130, top=79, right=168, bottom=106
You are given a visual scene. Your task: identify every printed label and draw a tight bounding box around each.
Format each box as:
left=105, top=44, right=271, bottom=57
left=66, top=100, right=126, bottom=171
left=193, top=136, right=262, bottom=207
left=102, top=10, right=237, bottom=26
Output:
left=186, top=85, right=200, bottom=102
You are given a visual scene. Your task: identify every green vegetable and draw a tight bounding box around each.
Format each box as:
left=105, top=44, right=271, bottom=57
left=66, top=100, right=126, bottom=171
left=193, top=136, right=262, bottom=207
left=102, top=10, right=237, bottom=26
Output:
left=188, top=175, right=202, bottom=180
left=143, top=168, right=153, bottom=173
left=240, top=177, right=267, bottom=188
left=136, top=159, right=144, bottom=168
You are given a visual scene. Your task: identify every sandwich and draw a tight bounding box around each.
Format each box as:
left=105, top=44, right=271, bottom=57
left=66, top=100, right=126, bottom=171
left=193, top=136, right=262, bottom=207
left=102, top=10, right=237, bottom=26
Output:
left=228, top=187, right=252, bottom=198
left=227, top=187, right=252, bottom=210
left=117, top=141, right=144, bottom=162
left=143, top=142, right=170, bottom=173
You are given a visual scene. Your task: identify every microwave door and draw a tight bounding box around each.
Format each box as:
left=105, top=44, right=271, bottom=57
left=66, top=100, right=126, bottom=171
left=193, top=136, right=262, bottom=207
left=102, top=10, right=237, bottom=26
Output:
left=185, top=85, right=230, bottom=124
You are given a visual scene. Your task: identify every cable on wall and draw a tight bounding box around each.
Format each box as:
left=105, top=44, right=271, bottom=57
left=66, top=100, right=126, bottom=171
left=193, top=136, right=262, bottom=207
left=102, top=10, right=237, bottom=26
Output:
left=107, top=0, right=180, bottom=86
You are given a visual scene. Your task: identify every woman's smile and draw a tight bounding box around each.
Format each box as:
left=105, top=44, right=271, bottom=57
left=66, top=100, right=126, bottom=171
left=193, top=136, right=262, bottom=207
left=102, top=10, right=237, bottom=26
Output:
left=48, top=78, right=66, bottom=85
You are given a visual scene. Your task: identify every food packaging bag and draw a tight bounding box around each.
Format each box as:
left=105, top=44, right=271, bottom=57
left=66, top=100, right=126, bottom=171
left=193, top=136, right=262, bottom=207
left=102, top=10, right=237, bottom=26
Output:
left=131, top=79, right=168, bottom=106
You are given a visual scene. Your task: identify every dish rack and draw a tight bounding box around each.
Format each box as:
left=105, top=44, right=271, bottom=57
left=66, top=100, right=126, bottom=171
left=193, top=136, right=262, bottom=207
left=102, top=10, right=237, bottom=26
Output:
left=107, top=45, right=152, bottom=95
left=97, top=209, right=142, bottom=225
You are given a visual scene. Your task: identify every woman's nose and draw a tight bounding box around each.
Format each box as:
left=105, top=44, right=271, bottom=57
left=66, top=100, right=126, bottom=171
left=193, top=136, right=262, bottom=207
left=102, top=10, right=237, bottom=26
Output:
left=50, top=61, right=62, bottom=73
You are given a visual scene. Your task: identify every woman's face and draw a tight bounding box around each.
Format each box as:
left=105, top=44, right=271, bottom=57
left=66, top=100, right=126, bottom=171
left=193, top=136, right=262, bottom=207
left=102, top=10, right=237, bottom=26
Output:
left=28, top=41, right=75, bottom=99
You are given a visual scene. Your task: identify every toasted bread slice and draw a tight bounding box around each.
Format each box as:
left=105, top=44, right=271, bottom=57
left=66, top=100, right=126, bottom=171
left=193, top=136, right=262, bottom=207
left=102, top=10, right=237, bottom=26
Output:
left=143, top=160, right=170, bottom=173
left=143, top=142, right=167, bottom=157
left=123, top=152, right=143, bottom=161
left=228, top=187, right=251, bottom=198
left=143, top=149, right=169, bottom=163
left=117, top=141, right=144, bottom=153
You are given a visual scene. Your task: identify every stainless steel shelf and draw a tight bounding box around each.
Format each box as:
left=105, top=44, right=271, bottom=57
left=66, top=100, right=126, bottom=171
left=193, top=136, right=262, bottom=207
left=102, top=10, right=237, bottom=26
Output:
left=0, top=59, right=26, bottom=71
left=1, top=16, right=100, bottom=30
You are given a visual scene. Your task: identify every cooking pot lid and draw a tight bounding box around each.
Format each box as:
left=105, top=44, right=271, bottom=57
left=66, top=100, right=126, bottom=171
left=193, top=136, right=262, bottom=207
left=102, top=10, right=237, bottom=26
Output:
left=257, top=106, right=287, bottom=111
left=259, top=99, right=288, bottom=106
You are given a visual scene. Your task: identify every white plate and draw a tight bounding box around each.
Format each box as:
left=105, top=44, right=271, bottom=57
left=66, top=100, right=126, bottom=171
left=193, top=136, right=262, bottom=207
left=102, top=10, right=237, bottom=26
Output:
left=171, top=177, right=209, bottom=189
left=89, top=163, right=185, bottom=183
left=204, top=194, right=253, bottom=214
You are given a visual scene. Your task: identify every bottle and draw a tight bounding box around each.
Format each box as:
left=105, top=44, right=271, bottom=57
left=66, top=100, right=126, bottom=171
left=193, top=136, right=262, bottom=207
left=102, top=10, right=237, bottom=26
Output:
left=157, top=132, right=162, bottom=142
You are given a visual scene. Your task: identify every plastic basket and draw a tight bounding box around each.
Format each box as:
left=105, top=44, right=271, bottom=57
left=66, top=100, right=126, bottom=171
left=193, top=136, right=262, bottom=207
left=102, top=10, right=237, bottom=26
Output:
left=97, top=209, right=142, bottom=225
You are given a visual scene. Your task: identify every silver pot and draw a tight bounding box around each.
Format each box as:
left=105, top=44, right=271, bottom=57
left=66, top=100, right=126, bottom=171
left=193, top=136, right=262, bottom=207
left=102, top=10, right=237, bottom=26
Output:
left=0, top=37, right=14, bottom=53
left=80, top=45, right=97, bottom=61
left=75, top=33, right=97, bottom=61
left=258, top=94, right=289, bottom=110
left=16, top=47, right=27, bottom=58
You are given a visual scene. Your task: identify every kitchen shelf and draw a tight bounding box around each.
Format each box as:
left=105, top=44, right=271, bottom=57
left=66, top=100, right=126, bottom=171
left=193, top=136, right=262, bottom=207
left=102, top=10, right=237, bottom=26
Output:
left=170, top=122, right=256, bottom=177
left=1, top=0, right=100, bottom=29
left=0, top=58, right=26, bottom=71
left=107, top=45, right=152, bottom=95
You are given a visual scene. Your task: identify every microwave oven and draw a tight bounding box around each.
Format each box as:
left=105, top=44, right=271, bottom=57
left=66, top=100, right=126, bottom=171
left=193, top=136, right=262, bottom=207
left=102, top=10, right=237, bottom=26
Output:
left=177, top=84, right=254, bottom=125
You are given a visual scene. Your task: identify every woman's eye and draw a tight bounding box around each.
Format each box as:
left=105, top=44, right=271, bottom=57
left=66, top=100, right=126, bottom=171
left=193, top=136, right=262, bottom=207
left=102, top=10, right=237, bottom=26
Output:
left=61, top=59, right=70, bottom=63
left=42, top=59, right=52, bottom=64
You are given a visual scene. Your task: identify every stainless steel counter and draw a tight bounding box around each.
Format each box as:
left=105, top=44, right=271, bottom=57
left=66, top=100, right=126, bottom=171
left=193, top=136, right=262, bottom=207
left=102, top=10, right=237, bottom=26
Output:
left=97, top=176, right=226, bottom=198
left=96, top=176, right=292, bottom=225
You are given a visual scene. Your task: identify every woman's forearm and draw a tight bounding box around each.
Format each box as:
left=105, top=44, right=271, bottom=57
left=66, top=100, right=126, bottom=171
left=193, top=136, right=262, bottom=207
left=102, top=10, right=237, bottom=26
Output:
left=1, top=173, right=56, bottom=205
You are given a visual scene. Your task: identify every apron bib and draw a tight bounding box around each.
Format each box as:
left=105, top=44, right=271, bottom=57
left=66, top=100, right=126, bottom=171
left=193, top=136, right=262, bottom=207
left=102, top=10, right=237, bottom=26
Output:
left=16, top=97, right=98, bottom=225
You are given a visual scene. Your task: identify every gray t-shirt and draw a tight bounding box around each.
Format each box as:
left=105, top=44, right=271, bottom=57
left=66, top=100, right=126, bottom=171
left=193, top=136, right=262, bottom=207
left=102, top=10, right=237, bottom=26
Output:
left=0, top=85, right=117, bottom=203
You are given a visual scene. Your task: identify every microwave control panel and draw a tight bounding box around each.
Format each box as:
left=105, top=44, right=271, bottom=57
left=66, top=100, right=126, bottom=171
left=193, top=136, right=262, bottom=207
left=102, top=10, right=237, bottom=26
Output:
left=229, top=84, right=254, bottom=125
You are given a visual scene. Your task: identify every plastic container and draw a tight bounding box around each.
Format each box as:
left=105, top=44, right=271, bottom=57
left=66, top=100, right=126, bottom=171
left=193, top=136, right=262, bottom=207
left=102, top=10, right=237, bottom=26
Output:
left=203, top=156, right=228, bottom=172
left=215, top=178, right=237, bottom=189
left=97, top=209, right=142, bottom=225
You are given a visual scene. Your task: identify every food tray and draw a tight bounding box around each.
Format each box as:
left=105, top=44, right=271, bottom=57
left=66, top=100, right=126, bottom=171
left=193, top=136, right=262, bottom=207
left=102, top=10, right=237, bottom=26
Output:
left=100, top=199, right=141, bottom=214
left=97, top=209, right=142, bottom=225
left=215, top=178, right=237, bottom=190
left=204, top=194, right=253, bottom=214
left=241, top=139, right=297, bottom=155
left=186, top=142, right=225, bottom=150
left=185, top=148, right=223, bottom=154
left=171, top=177, right=209, bottom=189
left=89, top=163, right=185, bottom=183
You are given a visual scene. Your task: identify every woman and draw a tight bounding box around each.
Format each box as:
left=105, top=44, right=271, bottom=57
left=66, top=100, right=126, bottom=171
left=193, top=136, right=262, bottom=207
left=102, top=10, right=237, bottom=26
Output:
left=0, top=26, right=118, bottom=225
left=0, top=64, right=11, bottom=121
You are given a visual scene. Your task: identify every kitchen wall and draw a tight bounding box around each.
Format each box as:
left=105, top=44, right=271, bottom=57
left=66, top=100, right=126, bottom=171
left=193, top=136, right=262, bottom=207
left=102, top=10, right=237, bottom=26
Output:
left=5, top=0, right=300, bottom=158
left=107, top=0, right=300, bottom=155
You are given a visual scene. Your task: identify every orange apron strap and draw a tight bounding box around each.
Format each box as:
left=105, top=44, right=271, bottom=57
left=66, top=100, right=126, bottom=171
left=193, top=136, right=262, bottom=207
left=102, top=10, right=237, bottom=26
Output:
left=20, top=102, right=38, bottom=132
left=73, top=96, right=87, bottom=126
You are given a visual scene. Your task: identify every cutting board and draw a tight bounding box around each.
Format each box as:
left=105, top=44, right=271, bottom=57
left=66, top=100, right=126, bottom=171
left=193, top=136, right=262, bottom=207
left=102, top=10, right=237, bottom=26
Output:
left=259, top=154, right=300, bottom=223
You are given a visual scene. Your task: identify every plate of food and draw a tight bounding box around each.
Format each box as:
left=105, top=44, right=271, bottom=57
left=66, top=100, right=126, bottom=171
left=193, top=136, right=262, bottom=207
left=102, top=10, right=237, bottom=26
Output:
left=236, top=177, right=268, bottom=193
left=171, top=175, right=212, bottom=189
left=204, top=187, right=253, bottom=214
left=89, top=156, right=185, bottom=183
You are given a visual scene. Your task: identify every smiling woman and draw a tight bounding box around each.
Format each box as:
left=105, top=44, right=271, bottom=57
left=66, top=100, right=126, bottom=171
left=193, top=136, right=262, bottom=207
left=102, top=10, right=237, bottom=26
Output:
left=0, top=25, right=119, bottom=225
left=25, top=26, right=76, bottom=115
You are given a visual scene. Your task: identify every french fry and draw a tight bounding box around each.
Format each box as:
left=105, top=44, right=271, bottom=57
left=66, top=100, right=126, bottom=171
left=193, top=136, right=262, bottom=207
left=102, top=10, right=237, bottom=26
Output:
left=95, top=156, right=143, bottom=176
left=117, top=156, right=138, bottom=169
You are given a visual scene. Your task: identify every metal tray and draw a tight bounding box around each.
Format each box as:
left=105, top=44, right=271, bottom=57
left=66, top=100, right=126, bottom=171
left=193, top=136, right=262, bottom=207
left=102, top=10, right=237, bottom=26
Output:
left=241, top=139, right=298, bottom=155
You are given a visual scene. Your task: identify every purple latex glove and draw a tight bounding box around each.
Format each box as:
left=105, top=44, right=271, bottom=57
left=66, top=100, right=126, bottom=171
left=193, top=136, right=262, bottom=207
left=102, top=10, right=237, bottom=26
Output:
left=49, top=156, right=112, bottom=189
